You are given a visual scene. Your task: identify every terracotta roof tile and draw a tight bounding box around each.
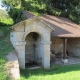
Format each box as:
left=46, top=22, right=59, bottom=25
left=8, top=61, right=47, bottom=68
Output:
left=40, top=15, right=80, bottom=38
left=23, top=11, right=35, bottom=19
left=24, top=11, right=80, bottom=38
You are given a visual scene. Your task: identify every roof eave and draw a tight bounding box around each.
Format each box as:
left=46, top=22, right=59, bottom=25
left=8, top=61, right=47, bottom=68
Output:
left=11, top=16, right=55, bottom=32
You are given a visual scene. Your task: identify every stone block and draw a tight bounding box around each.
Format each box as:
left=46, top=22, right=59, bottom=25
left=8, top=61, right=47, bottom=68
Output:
left=62, top=59, right=68, bottom=63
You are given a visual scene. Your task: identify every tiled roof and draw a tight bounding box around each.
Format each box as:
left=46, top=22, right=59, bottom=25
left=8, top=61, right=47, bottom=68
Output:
left=23, top=11, right=34, bottom=19
left=24, top=11, right=80, bottom=38
left=41, top=15, right=80, bottom=38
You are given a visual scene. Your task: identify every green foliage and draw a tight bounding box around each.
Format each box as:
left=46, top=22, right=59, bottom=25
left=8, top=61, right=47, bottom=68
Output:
left=49, top=0, right=80, bottom=24
left=0, top=18, right=13, bottom=26
left=0, top=26, right=14, bottom=80
left=2, top=0, right=21, bottom=8
left=47, top=6, right=61, bottom=16
left=68, top=10, right=78, bottom=23
left=22, top=0, right=47, bottom=13
left=0, top=27, right=9, bottom=39
left=75, top=3, right=80, bottom=24
left=8, top=8, right=26, bottom=23
left=0, top=9, right=8, bottom=19
left=2, top=0, right=26, bottom=23
left=0, top=9, right=13, bottom=26
left=2, top=0, right=80, bottom=24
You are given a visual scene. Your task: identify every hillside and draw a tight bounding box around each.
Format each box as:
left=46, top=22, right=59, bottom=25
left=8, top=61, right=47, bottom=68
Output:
left=0, top=26, right=14, bottom=80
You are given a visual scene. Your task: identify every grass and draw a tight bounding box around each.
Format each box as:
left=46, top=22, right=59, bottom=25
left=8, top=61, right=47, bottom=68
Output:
left=20, top=64, right=80, bottom=80
left=0, top=26, right=14, bottom=80
left=0, top=26, right=80, bottom=80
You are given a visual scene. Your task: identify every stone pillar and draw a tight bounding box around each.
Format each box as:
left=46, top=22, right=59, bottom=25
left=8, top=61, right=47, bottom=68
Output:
left=42, top=41, right=51, bottom=69
left=15, top=41, right=26, bottom=69
left=63, top=38, right=67, bottom=59
left=62, top=38, right=68, bottom=63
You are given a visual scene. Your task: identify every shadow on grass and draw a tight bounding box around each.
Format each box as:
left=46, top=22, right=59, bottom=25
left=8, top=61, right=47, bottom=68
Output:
left=20, top=64, right=80, bottom=78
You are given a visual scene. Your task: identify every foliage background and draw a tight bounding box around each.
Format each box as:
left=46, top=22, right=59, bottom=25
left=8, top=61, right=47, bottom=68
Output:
left=1, top=0, right=80, bottom=25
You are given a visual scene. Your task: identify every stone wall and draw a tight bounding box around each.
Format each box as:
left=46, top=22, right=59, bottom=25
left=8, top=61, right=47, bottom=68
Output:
left=51, top=37, right=63, bottom=54
left=67, top=38, right=80, bottom=57
left=51, top=38, right=80, bottom=57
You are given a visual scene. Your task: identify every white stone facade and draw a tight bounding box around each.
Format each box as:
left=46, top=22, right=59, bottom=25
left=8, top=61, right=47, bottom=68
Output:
left=10, top=17, right=54, bottom=69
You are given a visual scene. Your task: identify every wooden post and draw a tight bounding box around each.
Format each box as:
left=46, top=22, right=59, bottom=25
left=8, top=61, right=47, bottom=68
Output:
left=63, top=38, right=67, bottom=59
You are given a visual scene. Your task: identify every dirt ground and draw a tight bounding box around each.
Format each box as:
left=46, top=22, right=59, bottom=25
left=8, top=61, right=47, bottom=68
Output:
left=51, top=57, right=80, bottom=65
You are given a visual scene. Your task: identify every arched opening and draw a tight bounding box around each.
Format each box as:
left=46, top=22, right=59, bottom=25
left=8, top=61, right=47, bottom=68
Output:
left=25, top=32, right=42, bottom=68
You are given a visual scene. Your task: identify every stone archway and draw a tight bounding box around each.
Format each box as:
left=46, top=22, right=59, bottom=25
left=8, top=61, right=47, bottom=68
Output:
left=25, top=32, right=42, bottom=68
left=10, top=17, right=54, bottom=69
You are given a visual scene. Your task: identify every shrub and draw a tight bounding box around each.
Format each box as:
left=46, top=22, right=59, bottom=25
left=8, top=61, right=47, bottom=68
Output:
left=0, top=18, right=13, bottom=26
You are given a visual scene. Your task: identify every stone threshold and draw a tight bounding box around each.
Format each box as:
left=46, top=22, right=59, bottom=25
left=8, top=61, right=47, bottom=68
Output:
left=27, top=66, right=41, bottom=70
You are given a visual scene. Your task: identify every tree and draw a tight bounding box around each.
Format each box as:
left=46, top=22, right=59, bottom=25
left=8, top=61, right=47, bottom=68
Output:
left=2, top=0, right=26, bottom=23
left=75, top=3, right=80, bottom=24
left=0, top=9, right=13, bottom=26
left=2, top=0, right=80, bottom=24
left=2, top=0, right=21, bottom=8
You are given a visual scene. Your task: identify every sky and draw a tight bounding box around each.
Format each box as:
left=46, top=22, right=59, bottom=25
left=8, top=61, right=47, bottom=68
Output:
left=0, top=0, right=2, bottom=9
left=0, top=0, right=6, bottom=10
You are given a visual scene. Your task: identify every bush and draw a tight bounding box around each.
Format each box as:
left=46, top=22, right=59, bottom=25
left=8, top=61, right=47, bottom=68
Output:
left=68, top=10, right=79, bottom=24
left=8, top=7, right=27, bottom=24
left=47, top=6, right=61, bottom=16
left=0, top=18, right=13, bottom=26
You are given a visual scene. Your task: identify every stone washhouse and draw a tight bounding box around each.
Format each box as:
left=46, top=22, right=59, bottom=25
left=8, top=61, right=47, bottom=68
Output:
left=10, top=17, right=54, bottom=69
left=10, top=11, right=80, bottom=69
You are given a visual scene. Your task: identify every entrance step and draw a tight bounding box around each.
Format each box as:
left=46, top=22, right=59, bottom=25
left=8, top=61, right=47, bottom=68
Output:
left=27, top=66, right=41, bottom=70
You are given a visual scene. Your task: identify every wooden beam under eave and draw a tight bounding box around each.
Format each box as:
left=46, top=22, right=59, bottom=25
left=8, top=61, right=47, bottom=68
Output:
left=63, top=38, right=67, bottom=59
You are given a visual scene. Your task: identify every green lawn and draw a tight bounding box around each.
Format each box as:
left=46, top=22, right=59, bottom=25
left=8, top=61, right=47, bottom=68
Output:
left=0, top=26, right=13, bottom=80
left=21, top=64, right=80, bottom=80
left=0, top=27, right=80, bottom=80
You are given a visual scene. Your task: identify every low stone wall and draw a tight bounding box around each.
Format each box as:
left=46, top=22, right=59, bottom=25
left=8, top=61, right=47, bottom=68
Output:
left=67, top=38, right=80, bottom=57
left=51, top=38, right=63, bottom=54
